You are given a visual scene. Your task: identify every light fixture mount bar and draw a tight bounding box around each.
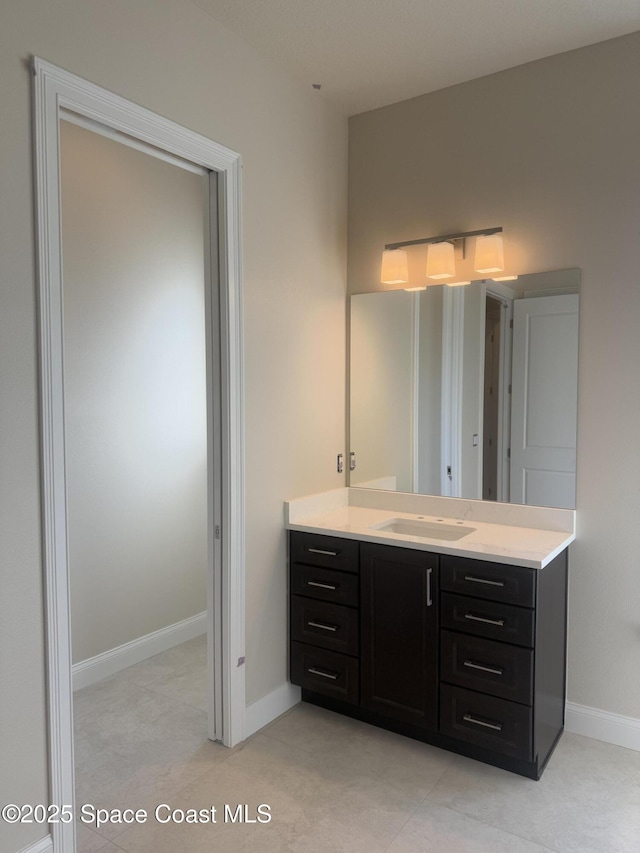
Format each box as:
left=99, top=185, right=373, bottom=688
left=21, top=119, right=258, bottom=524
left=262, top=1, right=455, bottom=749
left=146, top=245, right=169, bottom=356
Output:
left=384, top=226, right=502, bottom=252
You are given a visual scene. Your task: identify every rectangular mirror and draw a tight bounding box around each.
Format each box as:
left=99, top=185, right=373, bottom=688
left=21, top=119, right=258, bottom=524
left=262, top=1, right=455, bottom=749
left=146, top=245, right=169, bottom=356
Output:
left=349, top=269, right=580, bottom=509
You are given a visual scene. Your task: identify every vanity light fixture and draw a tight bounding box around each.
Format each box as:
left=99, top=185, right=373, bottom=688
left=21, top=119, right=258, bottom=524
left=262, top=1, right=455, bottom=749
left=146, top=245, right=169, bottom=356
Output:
left=404, top=286, right=427, bottom=292
left=381, top=227, right=503, bottom=285
left=445, top=280, right=471, bottom=287
left=492, top=275, right=519, bottom=281
left=380, top=248, right=409, bottom=284
left=474, top=233, right=505, bottom=274
left=426, top=240, right=455, bottom=279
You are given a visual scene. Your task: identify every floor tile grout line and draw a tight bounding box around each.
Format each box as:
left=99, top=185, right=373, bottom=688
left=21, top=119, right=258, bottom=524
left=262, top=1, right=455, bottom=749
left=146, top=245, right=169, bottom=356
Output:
left=429, top=802, right=561, bottom=853
left=420, top=752, right=461, bottom=799
left=105, top=837, right=130, bottom=853
left=421, top=754, right=563, bottom=853
left=256, top=710, right=460, bottom=853
left=380, top=778, right=448, bottom=852
left=259, top=718, right=460, bottom=799
left=379, top=807, right=421, bottom=852
left=146, top=739, right=240, bottom=801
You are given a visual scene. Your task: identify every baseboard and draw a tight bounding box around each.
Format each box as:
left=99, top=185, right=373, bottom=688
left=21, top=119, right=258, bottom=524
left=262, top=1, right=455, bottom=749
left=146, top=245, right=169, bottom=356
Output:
left=72, top=612, right=207, bottom=691
left=16, top=835, right=52, bottom=853
left=245, top=682, right=301, bottom=737
left=565, top=702, right=640, bottom=752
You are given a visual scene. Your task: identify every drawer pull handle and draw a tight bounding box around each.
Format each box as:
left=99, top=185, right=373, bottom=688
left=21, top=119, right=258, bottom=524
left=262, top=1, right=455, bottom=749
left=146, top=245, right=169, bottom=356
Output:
left=464, top=574, right=505, bottom=587
left=308, top=620, right=338, bottom=632
left=426, top=567, right=433, bottom=607
left=308, top=548, right=338, bottom=557
left=463, top=659, right=504, bottom=676
left=463, top=714, right=503, bottom=732
left=307, top=580, right=338, bottom=590
left=307, top=666, right=338, bottom=681
left=464, top=613, right=505, bottom=627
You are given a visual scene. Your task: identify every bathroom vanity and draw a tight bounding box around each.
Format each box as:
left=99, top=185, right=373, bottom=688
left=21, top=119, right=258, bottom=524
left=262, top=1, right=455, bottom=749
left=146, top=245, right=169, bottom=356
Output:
left=286, top=488, right=575, bottom=780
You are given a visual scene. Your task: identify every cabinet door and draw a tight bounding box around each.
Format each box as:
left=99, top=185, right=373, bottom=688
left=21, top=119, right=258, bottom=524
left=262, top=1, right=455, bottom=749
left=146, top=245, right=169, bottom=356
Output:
left=361, top=543, right=438, bottom=729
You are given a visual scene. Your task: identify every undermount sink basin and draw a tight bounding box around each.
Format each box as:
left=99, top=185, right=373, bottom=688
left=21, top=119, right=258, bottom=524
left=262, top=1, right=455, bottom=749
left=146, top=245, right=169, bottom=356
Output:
left=370, top=517, right=475, bottom=541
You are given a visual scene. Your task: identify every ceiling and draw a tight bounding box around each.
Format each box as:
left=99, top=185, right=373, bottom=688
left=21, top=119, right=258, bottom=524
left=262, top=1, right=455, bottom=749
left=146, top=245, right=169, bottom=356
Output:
left=194, top=0, right=640, bottom=115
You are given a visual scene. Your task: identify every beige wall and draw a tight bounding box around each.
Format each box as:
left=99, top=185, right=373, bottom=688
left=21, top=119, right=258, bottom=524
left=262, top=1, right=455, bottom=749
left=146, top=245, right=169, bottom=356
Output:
left=61, top=120, right=208, bottom=663
left=349, top=33, right=640, bottom=719
left=0, top=1, right=347, bottom=850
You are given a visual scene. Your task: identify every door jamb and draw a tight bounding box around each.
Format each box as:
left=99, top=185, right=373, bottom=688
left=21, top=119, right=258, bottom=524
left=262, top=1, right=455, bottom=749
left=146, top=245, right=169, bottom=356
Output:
left=484, top=281, right=515, bottom=502
left=33, top=57, right=245, bottom=853
left=441, top=287, right=464, bottom=496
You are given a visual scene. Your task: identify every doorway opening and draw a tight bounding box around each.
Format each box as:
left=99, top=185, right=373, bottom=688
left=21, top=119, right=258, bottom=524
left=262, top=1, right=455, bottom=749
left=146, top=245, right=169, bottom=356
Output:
left=482, top=294, right=503, bottom=501
left=60, top=115, right=218, bottom=844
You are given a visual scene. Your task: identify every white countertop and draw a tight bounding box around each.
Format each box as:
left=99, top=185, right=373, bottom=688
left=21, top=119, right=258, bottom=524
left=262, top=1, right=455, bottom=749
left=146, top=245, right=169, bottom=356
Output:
left=285, top=489, right=575, bottom=569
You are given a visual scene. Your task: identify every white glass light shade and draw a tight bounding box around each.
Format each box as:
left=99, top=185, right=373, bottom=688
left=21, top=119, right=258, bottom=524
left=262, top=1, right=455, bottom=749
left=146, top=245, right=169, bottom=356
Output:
left=445, top=280, right=471, bottom=287
left=380, top=249, right=409, bottom=284
left=426, top=241, right=455, bottom=279
left=474, top=234, right=504, bottom=274
left=404, top=286, right=427, bottom=292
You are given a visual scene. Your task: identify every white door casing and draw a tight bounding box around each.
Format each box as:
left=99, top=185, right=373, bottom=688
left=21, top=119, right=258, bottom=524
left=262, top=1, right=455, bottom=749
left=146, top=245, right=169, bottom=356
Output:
left=510, top=294, right=579, bottom=508
left=441, top=287, right=464, bottom=496
left=34, top=57, right=245, bottom=853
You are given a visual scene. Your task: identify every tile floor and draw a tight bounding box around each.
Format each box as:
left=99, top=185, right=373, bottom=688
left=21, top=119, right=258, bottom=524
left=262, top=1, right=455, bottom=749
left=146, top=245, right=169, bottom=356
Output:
left=73, top=637, right=640, bottom=852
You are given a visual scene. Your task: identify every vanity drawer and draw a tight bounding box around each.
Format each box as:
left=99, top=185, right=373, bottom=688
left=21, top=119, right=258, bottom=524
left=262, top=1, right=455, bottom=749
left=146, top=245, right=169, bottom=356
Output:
left=291, top=642, right=359, bottom=705
left=441, top=630, right=533, bottom=705
left=291, top=563, right=359, bottom=607
left=291, top=532, right=359, bottom=573
left=441, top=556, right=536, bottom=608
left=440, top=684, right=532, bottom=761
left=291, top=596, right=359, bottom=656
left=441, top=593, right=535, bottom=648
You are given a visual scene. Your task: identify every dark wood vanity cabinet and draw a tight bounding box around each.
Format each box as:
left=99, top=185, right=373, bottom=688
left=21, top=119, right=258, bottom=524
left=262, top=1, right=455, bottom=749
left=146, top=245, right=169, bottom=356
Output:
left=290, top=532, right=361, bottom=705
left=360, top=543, right=438, bottom=729
left=289, top=530, right=568, bottom=780
left=438, top=551, right=568, bottom=776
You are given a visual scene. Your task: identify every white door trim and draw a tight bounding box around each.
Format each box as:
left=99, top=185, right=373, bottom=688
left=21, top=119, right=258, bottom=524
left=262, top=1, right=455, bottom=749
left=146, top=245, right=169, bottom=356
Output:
left=441, top=288, right=464, bottom=496
left=33, top=57, right=245, bottom=853
left=410, top=293, right=421, bottom=492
